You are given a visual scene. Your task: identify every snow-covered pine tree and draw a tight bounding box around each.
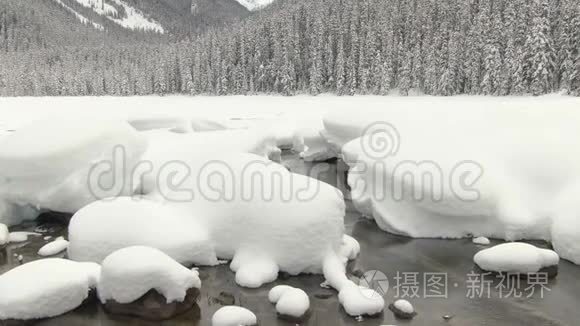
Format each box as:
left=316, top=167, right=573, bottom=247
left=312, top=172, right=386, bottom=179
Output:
left=526, top=0, right=556, bottom=96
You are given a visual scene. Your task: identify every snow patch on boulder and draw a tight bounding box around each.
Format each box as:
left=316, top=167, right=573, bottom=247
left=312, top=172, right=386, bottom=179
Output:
left=97, top=246, right=201, bottom=304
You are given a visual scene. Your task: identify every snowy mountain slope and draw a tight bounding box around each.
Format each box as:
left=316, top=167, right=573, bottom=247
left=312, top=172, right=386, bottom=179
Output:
left=55, top=0, right=164, bottom=33
left=52, top=0, right=105, bottom=31
left=234, top=0, right=275, bottom=11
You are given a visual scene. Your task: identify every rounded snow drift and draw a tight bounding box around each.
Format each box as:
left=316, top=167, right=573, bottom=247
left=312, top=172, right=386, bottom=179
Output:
left=211, top=306, right=257, bottom=326
left=388, top=299, right=417, bottom=320
left=0, top=258, right=100, bottom=320
left=474, top=242, right=559, bottom=277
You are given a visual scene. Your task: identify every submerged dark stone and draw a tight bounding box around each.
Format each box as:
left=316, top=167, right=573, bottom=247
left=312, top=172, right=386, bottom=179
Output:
left=102, top=287, right=200, bottom=320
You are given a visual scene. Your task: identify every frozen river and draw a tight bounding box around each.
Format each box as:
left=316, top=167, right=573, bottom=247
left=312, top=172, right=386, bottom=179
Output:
left=2, top=152, right=580, bottom=326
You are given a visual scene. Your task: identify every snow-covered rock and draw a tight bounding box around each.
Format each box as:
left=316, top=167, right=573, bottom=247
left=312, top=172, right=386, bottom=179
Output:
left=474, top=243, right=559, bottom=275
left=8, top=232, right=40, bottom=243
left=0, top=259, right=100, bottom=320
left=0, top=118, right=147, bottom=225
left=268, top=285, right=310, bottom=319
left=212, top=306, right=257, bottom=326
left=473, top=236, right=491, bottom=245
left=388, top=299, right=416, bottom=319
left=0, top=223, right=8, bottom=246
left=38, top=237, right=69, bottom=256
left=68, top=197, right=217, bottom=266
left=98, top=246, right=201, bottom=305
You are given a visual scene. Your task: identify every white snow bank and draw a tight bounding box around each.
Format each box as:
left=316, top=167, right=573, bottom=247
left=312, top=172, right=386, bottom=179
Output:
left=0, top=117, right=147, bottom=225
left=8, top=232, right=40, bottom=243
left=473, top=237, right=491, bottom=245
left=98, top=246, right=201, bottom=304
left=268, top=285, right=310, bottom=318
left=212, top=306, right=257, bottom=326
left=142, top=152, right=345, bottom=288
left=38, top=237, right=69, bottom=256
left=0, top=259, right=100, bottom=320
left=393, top=299, right=414, bottom=314
left=0, top=224, right=8, bottom=246
left=326, top=98, right=580, bottom=264
left=474, top=243, right=559, bottom=273
left=68, top=197, right=217, bottom=266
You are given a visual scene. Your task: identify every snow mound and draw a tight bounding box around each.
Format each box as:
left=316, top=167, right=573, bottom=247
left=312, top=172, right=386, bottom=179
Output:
left=212, top=306, right=257, bottom=326
left=8, top=232, right=40, bottom=243
left=474, top=243, right=559, bottom=273
left=0, top=223, right=8, bottom=246
left=38, top=237, right=69, bottom=256
left=68, top=197, right=217, bottom=266
left=393, top=299, right=414, bottom=314
left=98, top=246, right=201, bottom=304
left=0, top=259, right=100, bottom=320
left=0, top=118, right=147, bottom=225
left=268, top=285, right=310, bottom=318
left=473, top=237, right=491, bottom=245
left=143, top=152, right=345, bottom=288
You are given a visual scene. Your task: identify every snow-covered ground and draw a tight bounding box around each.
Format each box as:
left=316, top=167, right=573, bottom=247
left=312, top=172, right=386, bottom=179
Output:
left=1, top=95, right=580, bottom=322
left=2, top=95, right=580, bottom=262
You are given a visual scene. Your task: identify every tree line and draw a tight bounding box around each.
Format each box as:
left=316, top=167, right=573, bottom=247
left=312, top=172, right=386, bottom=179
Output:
left=1, top=0, right=579, bottom=96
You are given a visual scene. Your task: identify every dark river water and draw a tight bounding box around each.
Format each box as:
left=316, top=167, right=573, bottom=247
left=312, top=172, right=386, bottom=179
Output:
left=1, top=153, right=580, bottom=326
